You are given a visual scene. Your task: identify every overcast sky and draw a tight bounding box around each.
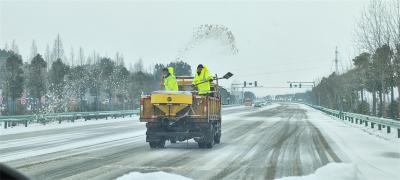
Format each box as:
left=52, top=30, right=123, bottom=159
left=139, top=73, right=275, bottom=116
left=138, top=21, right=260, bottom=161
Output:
left=0, top=0, right=369, bottom=96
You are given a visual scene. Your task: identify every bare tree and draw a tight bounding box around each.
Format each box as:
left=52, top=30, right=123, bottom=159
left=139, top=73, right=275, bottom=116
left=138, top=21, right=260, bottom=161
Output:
left=44, top=44, right=51, bottom=71
left=52, top=34, right=64, bottom=61
left=30, top=40, right=38, bottom=60
left=11, top=39, right=19, bottom=53
left=133, top=58, right=144, bottom=73
left=387, top=0, right=400, bottom=46
left=70, top=47, right=75, bottom=66
left=4, top=42, right=9, bottom=50
left=356, top=0, right=388, bottom=52
left=356, top=0, right=394, bottom=116
left=115, top=52, right=124, bottom=66
left=78, top=47, right=85, bottom=66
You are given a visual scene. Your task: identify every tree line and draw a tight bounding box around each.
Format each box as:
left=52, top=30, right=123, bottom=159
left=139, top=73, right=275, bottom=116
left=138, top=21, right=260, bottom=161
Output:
left=303, top=0, right=400, bottom=119
left=1, top=35, right=235, bottom=115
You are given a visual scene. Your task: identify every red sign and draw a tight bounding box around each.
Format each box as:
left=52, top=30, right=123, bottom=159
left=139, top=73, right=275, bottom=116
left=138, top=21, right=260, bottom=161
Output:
left=20, top=97, right=27, bottom=105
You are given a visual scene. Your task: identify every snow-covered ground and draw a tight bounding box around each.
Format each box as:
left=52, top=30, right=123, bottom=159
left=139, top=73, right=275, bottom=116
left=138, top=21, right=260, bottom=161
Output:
left=0, top=105, right=263, bottom=136
left=276, top=163, right=365, bottom=180
left=1, top=103, right=397, bottom=180
left=0, top=116, right=137, bottom=136
left=303, top=104, right=400, bottom=180
left=117, top=171, right=191, bottom=180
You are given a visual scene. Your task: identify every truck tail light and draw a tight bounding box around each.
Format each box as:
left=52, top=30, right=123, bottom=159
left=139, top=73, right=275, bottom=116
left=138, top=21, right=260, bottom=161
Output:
left=140, top=98, right=144, bottom=105
left=146, top=123, right=158, bottom=129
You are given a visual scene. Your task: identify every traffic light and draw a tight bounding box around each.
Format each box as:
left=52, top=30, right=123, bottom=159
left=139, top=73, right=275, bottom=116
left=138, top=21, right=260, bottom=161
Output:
left=244, top=81, right=246, bottom=87
left=254, top=81, right=257, bottom=87
left=290, top=83, right=292, bottom=88
left=299, top=83, right=302, bottom=88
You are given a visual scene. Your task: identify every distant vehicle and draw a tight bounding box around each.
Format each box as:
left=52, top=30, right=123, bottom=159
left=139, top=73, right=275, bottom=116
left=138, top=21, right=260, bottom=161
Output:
left=244, top=98, right=253, bottom=106
left=254, top=102, right=262, bottom=107
left=139, top=73, right=233, bottom=149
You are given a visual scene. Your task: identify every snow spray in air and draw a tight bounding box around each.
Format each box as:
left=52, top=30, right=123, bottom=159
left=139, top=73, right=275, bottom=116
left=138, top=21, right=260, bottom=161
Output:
left=176, top=24, right=239, bottom=61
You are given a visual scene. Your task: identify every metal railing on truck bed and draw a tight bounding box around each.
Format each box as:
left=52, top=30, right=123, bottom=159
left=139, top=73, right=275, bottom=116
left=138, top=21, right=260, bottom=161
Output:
left=307, top=104, right=400, bottom=138
left=0, top=110, right=138, bottom=129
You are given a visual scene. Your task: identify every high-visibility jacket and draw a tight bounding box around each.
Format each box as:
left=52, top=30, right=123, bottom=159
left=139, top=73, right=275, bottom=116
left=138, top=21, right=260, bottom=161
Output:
left=192, top=65, right=212, bottom=94
left=164, top=67, right=178, bottom=91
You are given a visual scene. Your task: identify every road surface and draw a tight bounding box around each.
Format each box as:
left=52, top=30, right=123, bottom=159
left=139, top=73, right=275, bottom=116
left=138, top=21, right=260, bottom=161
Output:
left=1, top=103, right=342, bottom=180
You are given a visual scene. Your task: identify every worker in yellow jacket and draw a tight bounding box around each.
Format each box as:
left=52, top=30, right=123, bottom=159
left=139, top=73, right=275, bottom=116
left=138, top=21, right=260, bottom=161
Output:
left=192, top=64, right=213, bottom=94
left=163, top=67, right=178, bottom=91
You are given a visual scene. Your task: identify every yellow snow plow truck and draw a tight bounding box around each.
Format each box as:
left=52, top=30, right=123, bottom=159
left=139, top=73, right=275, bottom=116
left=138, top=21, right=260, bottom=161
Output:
left=139, top=72, right=233, bottom=148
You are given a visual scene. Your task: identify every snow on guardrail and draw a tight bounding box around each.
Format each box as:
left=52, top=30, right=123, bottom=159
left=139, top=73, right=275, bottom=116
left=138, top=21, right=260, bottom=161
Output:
left=0, top=110, right=138, bottom=129
left=307, top=104, right=400, bottom=138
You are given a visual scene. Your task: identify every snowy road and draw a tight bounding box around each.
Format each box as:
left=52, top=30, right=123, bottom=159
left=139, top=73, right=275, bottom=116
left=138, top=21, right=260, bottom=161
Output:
left=0, top=103, right=398, bottom=180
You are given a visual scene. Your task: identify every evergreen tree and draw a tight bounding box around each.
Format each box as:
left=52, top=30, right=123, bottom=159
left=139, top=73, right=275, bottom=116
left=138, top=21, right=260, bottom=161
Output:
left=3, top=53, right=24, bottom=114
left=28, top=54, right=47, bottom=110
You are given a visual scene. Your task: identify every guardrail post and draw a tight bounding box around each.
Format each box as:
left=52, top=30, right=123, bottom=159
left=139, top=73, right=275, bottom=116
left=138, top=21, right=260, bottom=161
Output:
left=378, top=124, right=381, bottom=130
left=398, top=129, right=400, bottom=138
left=355, top=118, right=358, bottom=124
left=4, top=121, right=7, bottom=129
left=387, top=126, right=391, bottom=133
left=371, top=122, right=374, bottom=129
left=25, top=120, right=28, bottom=127
left=365, top=121, right=368, bottom=127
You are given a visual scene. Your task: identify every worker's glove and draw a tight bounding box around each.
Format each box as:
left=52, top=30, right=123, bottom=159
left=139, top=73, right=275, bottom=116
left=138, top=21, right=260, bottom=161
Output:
left=209, top=79, right=213, bottom=82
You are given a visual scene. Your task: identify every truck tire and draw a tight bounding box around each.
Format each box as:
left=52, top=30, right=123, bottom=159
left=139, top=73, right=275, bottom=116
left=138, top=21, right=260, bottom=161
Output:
left=149, top=142, right=158, bottom=148
left=198, top=142, right=206, bottom=148
left=149, top=139, right=166, bottom=148
left=214, top=133, right=221, bottom=144
left=206, top=128, right=215, bottom=148
left=158, top=139, right=166, bottom=148
left=206, top=139, right=214, bottom=148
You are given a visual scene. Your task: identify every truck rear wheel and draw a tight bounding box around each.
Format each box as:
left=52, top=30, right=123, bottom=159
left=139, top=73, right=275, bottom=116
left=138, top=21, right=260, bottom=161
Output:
left=214, top=133, right=221, bottom=144
left=149, top=142, right=158, bottom=148
left=149, top=139, right=165, bottom=148
left=158, top=139, right=166, bottom=148
left=205, top=128, right=215, bottom=148
left=198, top=142, right=206, bottom=148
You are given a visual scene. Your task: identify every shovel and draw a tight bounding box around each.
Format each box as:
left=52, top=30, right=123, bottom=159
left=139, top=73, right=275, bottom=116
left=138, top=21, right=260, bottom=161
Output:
left=193, top=72, right=234, bottom=86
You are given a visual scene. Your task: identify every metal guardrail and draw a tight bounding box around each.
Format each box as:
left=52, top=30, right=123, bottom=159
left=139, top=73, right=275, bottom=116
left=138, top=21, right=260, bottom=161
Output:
left=0, top=110, right=138, bottom=129
left=308, top=104, right=400, bottom=138
left=0, top=105, right=240, bottom=129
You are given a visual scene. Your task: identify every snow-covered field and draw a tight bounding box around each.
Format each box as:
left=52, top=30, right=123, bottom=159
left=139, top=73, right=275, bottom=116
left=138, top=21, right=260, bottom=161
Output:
left=117, top=171, right=191, bottom=180
left=276, top=163, right=365, bottom=180
left=0, top=103, right=398, bottom=180
left=303, top=104, right=400, bottom=180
